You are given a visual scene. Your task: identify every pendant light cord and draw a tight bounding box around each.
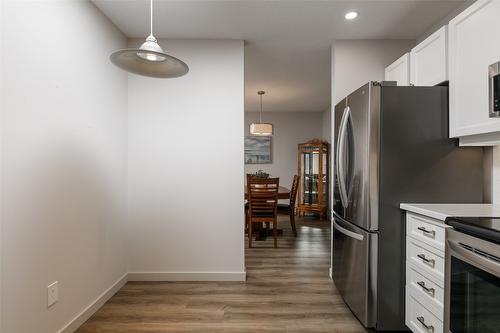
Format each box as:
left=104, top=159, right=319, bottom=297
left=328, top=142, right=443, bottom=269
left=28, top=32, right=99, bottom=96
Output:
left=150, top=0, right=153, bottom=36
left=259, top=93, right=263, bottom=123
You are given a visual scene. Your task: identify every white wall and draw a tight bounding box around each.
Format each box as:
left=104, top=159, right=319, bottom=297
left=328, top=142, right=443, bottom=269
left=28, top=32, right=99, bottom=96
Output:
left=322, top=107, right=331, bottom=144
left=1, top=1, right=128, bottom=332
left=322, top=107, right=332, bottom=217
left=127, top=39, right=245, bottom=280
left=487, top=146, right=500, bottom=204
left=244, top=112, right=324, bottom=189
left=416, top=0, right=476, bottom=44
left=0, top=0, right=4, bottom=330
left=484, top=147, right=493, bottom=203
left=332, top=39, right=415, bottom=104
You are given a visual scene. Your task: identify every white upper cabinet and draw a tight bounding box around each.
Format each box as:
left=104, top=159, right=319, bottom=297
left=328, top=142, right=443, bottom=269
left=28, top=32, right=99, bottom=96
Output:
left=385, top=53, right=410, bottom=86
left=449, top=0, right=500, bottom=139
left=410, top=26, right=448, bottom=86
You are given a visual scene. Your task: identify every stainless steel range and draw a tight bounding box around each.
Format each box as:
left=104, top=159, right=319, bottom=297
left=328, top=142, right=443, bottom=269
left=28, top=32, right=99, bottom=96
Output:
left=445, top=217, right=500, bottom=333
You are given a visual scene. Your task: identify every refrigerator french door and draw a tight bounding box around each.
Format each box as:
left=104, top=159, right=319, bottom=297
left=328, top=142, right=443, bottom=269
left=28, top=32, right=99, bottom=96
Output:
left=333, top=83, right=380, bottom=328
left=334, top=84, right=379, bottom=231
left=332, top=82, right=484, bottom=331
left=333, top=216, right=378, bottom=327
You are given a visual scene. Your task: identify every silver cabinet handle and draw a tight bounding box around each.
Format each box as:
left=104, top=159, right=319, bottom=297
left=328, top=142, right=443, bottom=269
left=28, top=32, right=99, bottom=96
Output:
left=417, top=281, right=435, bottom=297
left=417, top=254, right=435, bottom=268
left=417, top=316, right=434, bottom=332
left=417, top=226, right=436, bottom=238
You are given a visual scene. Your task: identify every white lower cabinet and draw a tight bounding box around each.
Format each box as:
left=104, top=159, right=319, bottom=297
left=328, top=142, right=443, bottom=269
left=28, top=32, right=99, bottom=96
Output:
left=405, top=212, right=449, bottom=333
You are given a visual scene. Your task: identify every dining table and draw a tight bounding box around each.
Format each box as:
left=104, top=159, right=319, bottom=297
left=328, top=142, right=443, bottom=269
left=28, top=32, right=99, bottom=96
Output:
left=245, top=185, right=290, bottom=240
left=244, top=186, right=290, bottom=200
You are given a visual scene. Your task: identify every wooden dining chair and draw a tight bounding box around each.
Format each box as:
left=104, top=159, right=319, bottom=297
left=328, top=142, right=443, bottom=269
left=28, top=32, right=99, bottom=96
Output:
left=247, top=175, right=280, bottom=248
left=278, top=175, right=300, bottom=237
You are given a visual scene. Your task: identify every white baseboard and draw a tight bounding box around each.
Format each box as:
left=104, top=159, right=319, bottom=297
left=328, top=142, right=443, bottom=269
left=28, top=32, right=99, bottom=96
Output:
left=329, top=267, right=332, bottom=279
left=57, top=271, right=246, bottom=332
left=58, top=273, right=128, bottom=333
left=128, top=271, right=247, bottom=282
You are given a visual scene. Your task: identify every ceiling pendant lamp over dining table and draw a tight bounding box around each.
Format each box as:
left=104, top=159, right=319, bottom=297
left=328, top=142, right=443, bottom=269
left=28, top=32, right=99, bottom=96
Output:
left=250, top=91, right=274, bottom=136
left=109, top=0, right=189, bottom=78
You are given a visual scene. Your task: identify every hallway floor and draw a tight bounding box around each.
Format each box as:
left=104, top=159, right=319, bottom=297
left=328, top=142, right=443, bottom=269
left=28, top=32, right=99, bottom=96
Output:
left=76, top=216, right=368, bottom=332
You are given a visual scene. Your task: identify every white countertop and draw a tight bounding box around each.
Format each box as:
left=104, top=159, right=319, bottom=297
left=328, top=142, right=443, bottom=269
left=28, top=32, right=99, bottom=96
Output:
left=400, top=203, right=500, bottom=221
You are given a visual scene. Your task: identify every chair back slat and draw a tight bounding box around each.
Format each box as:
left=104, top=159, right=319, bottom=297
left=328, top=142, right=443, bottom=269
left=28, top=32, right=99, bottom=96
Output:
left=247, top=175, right=279, bottom=218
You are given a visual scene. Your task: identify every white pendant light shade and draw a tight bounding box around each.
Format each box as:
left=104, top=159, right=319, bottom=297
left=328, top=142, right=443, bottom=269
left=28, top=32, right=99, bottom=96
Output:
left=110, top=0, right=189, bottom=78
left=250, top=91, right=273, bottom=136
left=110, top=46, right=189, bottom=78
left=250, top=123, right=274, bottom=136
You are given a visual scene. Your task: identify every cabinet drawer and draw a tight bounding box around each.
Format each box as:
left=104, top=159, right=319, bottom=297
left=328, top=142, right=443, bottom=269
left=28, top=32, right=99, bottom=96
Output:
left=407, top=237, right=445, bottom=282
left=407, top=213, right=447, bottom=251
left=406, top=294, right=443, bottom=333
left=406, top=265, right=444, bottom=319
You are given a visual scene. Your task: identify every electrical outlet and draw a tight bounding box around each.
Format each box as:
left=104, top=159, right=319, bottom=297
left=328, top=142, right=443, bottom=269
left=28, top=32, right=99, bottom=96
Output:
left=47, top=281, right=58, bottom=308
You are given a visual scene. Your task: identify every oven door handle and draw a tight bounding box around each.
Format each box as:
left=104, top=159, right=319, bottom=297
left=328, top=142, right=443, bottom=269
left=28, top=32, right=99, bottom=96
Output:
left=448, top=239, right=500, bottom=276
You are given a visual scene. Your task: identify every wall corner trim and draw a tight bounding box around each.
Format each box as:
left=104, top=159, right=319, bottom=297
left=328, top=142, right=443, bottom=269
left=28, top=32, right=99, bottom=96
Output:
left=57, top=273, right=128, bottom=333
left=128, top=271, right=247, bottom=282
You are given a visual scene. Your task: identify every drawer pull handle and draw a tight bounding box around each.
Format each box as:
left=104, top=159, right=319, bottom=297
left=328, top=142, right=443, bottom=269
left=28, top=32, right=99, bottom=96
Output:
left=417, top=281, right=435, bottom=297
left=417, top=254, right=435, bottom=268
left=417, top=316, right=434, bottom=333
left=417, top=226, right=436, bottom=238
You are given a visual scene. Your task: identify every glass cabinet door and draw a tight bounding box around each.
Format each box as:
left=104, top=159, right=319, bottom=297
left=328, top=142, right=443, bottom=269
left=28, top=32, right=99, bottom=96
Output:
left=322, top=147, right=328, bottom=207
left=300, top=146, right=319, bottom=206
left=297, top=140, right=329, bottom=217
left=312, top=150, right=319, bottom=205
left=301, top=151, right=310, bottom=204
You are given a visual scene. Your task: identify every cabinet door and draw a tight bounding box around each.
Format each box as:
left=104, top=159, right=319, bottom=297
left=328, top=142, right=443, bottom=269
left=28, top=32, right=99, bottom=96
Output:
left=449, top=0, right=500, bottom=138
left=385, top=53, right=410, bottom=86
left=410, top=26, right=447, bottom=86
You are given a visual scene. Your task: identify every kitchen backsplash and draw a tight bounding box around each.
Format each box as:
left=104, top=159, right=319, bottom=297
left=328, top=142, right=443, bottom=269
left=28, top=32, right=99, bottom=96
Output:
left=488, top=146, right=500, bottom=203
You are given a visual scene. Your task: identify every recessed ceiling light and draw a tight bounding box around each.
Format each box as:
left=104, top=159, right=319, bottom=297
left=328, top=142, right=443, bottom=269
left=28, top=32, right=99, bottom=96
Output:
left=345, top=11, right=358, bottom=20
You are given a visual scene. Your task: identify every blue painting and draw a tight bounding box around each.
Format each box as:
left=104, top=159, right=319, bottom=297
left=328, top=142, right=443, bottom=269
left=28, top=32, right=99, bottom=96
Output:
left=245, top=136, right=272, bottom=164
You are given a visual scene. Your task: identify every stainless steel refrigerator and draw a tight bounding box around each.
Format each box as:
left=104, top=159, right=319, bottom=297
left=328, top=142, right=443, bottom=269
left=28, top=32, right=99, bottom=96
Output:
left=332, top=82, right=484, bottom=331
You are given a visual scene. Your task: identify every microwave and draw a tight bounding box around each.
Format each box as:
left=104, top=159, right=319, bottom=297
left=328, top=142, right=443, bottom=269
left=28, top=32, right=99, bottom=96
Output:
left=490, top=61, right=500, bottom=117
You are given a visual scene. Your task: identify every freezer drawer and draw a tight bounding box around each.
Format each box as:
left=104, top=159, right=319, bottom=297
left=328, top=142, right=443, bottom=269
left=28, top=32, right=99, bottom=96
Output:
left=332, top=216, right=378, bottom=328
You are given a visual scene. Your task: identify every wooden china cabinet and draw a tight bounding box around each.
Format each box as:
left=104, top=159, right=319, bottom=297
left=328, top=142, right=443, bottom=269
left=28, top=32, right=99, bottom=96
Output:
left=297, top=139, right=329, bottom=217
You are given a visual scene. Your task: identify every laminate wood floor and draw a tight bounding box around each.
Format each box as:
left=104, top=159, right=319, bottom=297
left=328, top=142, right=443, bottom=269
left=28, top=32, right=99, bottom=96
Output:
left=76, top=216, right=369, bottom=333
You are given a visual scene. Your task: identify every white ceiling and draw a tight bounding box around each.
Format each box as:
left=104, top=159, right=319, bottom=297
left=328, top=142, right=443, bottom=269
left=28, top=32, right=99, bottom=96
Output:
left=93, top=0, right=465, bottom=112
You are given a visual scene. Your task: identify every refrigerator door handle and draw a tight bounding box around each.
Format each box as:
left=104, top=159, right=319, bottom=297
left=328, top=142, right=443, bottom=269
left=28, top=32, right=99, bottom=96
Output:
left=337, top=106, right=351, bottom=208
left=334, top=219, right=364, bottom=241
left=335, top=107, right=347, bottom=207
